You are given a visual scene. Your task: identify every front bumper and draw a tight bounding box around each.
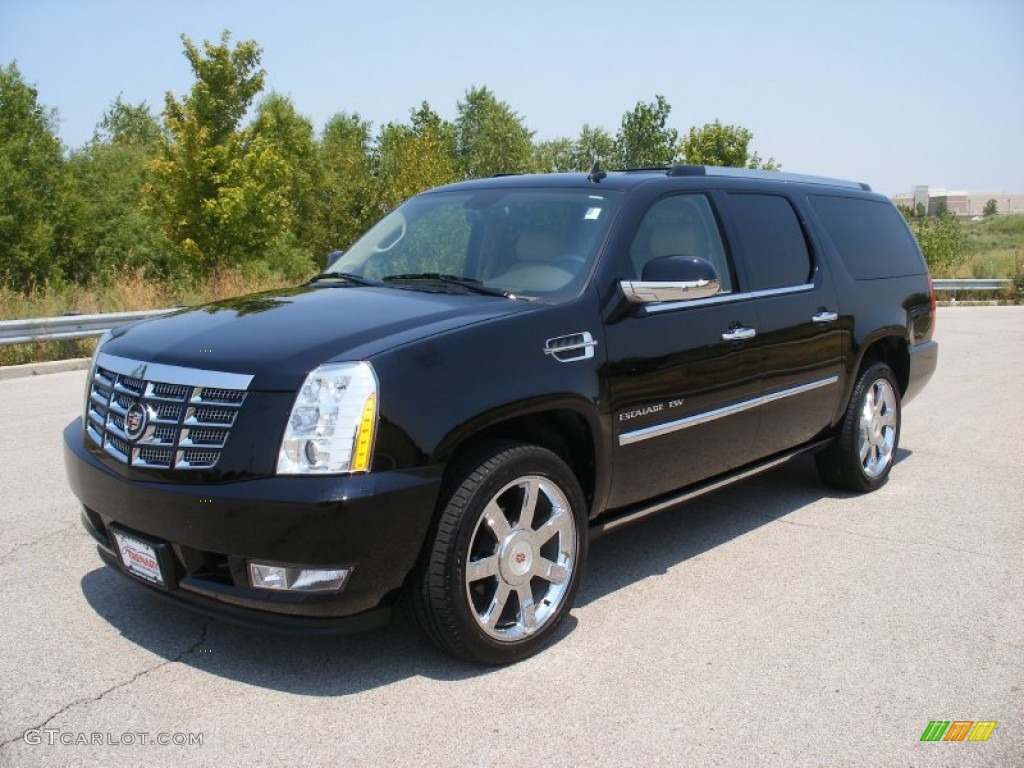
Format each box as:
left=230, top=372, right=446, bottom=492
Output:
left=63, top=419, right=442, bottom=633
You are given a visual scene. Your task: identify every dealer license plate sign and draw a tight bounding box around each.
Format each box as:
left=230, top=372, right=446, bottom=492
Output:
left=111, top=530, right=165, bottom=587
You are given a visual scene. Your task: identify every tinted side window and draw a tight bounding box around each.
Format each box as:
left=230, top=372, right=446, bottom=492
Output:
left=628, top=194, right=733, bottom=292
left=809, top=195, right=925, bottom=279
left=727, top=194, right=812, bottom=290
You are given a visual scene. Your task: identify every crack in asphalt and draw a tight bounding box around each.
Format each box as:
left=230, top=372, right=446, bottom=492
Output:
left=0, top=521, right=81, bottom=561
left=751, top=510, right=1005, bottom=561
left=0, top=619, right=212, bottom=750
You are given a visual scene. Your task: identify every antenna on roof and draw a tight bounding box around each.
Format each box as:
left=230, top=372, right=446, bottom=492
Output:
left=587, top=161, right=607, bottom=183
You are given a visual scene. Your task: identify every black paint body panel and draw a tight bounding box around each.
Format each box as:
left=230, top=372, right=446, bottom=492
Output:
left=63, top=169, right=938, bottom=630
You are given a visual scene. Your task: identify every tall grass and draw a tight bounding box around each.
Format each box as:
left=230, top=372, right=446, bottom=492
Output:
left=945, top=214, right=1024, bottom=279
left=0, top=268, right=300, bottom=366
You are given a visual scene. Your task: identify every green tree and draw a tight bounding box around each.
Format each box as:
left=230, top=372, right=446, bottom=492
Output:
left=680, top=119, right=779, bottom=169
left=0, top=62, right=66, bottom=292
left=571, top=123, right=616, bottom=170
left=455, top=86, right=534, bottom=178
left=909, top=210, right=968, bottom=272
left=533, top=137, right=575, bottom=173
left=373, top=102, right=459, bottom=214
left=95, top=95, right=164, bottom=147
left=146, top=32, right=296, bottom=283
left=62, top=97, right=173, bottom=283
left=983, top=198, right=998, bottom=217
left=410, top=101, right=458, bottom=159
left=318, top=111, right=374, bottom=253
left=615, top=95, right=679, bottom=168
left=251, top=92, right=320, bottom=270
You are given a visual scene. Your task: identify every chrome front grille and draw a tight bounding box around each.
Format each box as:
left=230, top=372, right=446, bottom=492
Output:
left=85, top=352, right=253, bottom=470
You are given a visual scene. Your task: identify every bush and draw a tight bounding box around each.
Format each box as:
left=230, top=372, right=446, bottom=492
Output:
left=909, top=211, right=968, bottom=272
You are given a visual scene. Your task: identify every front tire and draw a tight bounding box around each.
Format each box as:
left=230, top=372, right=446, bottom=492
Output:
left=413, top=442, right=587, bottom=664
left=816, top=362, right=901, bottom=492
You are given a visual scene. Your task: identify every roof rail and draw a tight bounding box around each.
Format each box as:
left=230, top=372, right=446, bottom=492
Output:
left=667, top=165, right=870, bottom=191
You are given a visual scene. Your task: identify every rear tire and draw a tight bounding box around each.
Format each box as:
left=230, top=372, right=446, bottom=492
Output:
left=412, top=442, right=587, bottom=664
left=816, top=362, right=901, bottom=493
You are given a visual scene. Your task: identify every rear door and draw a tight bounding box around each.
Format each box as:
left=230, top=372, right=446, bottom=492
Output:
left=719, top=192, right=843, bottom=457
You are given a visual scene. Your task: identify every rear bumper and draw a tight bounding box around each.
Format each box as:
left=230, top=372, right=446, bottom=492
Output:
left=64, top=419, right=442, bottom=632
left=903, top=339, right=938, bottom=405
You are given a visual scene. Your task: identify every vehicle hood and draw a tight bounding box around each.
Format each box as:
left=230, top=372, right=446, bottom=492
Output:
left=100, top=285, right=533, bottom=390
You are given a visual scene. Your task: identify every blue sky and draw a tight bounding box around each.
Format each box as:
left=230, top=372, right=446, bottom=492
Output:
left=2, top=0, right=1021, bottom=195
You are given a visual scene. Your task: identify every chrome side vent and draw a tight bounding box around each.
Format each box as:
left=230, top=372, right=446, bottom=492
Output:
left=544, top=331, right=598, bottom=363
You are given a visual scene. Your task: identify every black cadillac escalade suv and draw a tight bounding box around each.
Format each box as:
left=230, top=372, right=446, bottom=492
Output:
left=64, top=166, right=938, bottom=664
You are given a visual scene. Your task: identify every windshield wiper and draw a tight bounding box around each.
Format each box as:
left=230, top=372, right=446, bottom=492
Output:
left=308, top=272, right=382, bottom=287
left=382, top=273, right=516, bottom=298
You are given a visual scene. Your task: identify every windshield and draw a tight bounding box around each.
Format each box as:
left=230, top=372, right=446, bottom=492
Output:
left=329, top=187, right=622, bottom=299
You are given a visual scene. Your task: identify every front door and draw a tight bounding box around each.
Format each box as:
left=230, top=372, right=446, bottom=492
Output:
left=603, top=193, right=762, bottom=509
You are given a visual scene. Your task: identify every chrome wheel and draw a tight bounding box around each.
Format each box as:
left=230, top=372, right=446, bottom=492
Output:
left=816, top=361, right=902, bottom=493
left=413, top=442, right=587, bottom=663
left=465, top=475, right=578, bottom=642
left=858, top=378, right=897, bottom=479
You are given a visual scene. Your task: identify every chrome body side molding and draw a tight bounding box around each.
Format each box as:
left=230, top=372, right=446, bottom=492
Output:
left=618, top=376, right=838, bottom=446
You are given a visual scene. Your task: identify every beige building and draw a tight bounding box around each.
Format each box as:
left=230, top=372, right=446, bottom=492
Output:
left=890, top=186, right=1024, bottom=216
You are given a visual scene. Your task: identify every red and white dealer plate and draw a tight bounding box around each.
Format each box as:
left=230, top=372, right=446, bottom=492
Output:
left=111, top=529, right=165, bottom=587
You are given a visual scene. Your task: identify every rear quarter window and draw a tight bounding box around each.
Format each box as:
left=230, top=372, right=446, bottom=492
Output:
left=809, top=195, right=925, bottom=279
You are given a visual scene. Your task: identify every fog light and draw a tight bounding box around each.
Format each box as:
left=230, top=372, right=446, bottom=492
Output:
left=249, top=562, right=351, bottom=593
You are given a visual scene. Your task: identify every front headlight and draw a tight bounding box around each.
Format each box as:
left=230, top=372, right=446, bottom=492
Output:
left=276, top=362, right=379, bottom=475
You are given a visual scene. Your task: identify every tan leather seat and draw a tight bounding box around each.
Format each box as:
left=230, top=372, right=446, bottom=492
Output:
left=491, top=230, right=573, bottom=292
left=515, top=230, right=562, bottom=264
left=632, top=224, right=701, bottom=277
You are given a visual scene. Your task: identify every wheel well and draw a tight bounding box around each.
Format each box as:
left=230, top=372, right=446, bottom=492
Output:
left=859, top=336, right=910, bottom=395
left=444, top=410, right=597, bottom=511
left=395, top=410, right=597, bottom=610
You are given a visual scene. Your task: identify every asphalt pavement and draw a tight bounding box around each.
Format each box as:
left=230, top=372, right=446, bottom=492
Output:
left=0, top=306, right=1021, bottom=767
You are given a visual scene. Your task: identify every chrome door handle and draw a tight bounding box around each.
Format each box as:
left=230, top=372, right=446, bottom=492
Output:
left=812, top=311, right=838, bottom=323
left=721, top=327, right=756, bottom=341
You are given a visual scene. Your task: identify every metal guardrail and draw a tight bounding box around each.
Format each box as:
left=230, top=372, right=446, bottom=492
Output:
left=0, top=309, right=176, bottom=346
left=0, top=279, right=1015, bottom=346
left=933, top=278, right=1011, bottom=291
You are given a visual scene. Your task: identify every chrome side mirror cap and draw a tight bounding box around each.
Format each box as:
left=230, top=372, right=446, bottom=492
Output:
left=620, top=256, right=721, bottom=304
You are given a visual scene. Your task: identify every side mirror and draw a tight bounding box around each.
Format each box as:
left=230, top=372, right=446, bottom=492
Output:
left=325, top=249, right=345, bottom=269
left=620, top=255, right=721, bottom=304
